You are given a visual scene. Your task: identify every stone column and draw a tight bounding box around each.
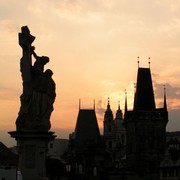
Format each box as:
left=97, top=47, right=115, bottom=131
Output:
left=9, top=131, right=56, bottom=180
left=10, top=26, right=57, bottom=180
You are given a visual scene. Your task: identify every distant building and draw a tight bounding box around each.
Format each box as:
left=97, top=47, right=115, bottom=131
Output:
left=47, top=138, right=69, bottom=180
left=124, top=66, right=168, bottom=179
left=103, top=100, right=126, bottom=168
left=73, top=109, right=102, bottom=153
left=64, top=65, right=170, bottom=180
left=0, top=142, right=18, bottom=180
left=160, top=131, right=180, bottom=179
left=48, top=138, right=69, bottom=159
left=68, top=108, right=110, bottom=179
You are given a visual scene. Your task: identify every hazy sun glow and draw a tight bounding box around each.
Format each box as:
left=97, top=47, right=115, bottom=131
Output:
left=0, top=0, right=180, bottom=146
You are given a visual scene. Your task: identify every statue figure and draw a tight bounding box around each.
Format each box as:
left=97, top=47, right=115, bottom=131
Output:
left=16, top=26, right=56, bottom=131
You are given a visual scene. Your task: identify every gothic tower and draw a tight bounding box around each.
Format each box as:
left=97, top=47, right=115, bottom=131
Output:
left=124, top=66, right=168, bottom=179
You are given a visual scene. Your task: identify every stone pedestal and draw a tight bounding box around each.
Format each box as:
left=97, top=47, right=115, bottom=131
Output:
left=9, top=131, right=56, bottom=180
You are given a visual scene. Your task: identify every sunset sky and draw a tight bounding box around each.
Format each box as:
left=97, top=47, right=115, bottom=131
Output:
left=1, top=0, right=180, bottom=147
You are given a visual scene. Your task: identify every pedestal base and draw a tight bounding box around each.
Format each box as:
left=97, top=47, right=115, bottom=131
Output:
left=9, top=131, right=56, bottom=180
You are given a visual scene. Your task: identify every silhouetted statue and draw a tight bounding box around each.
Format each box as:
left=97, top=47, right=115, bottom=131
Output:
left=16, top=26, right=56, bottom=131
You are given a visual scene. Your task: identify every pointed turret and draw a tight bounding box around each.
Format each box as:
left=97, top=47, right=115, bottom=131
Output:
left=115, top=101, right=124, bottom=128
left=79, top=98, right=81, bottom=110
left=124, top=90, right=128, bottom=114
left=134, top=67, right=155, bottom=111
left=164, top=85, right=167, bottom=111
left=104, top=98, right=113, bottom=121
left=115, top=101, right=123, bottom=120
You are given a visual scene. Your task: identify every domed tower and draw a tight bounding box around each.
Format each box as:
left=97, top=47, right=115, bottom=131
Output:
left=103, top=99, right=115, bottom=151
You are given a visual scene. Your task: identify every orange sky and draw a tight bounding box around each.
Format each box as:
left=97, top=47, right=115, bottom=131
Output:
left=0, top=0, right=180, bottom=146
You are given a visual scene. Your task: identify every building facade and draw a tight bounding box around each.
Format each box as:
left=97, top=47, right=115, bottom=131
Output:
left=65, top=65, right=169, bottom=180
left=103, top=100, right=126, bottom=168
left=160, top=131, right=180, bottom=180
left=67, top=108, right=110, bottom=179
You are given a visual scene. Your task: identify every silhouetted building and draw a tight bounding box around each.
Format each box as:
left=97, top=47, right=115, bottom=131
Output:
left=124, top=67, right=168, bottom=179
left=103, top=100, right=126, bottom=168
left=68, top=108, right=110, bottom=179
left=74, top=109, right=102, bottom=153
left=160, top=131, right=180, bottom=179
left=64, top=65, right=170, bottom=180
left=114, top=103, right=126, bottom=147
left=0, top=142, right=18, bottom=180
left=104, top=100, right=115, bottom=151
left=47, top=139, right=69, bottom=180
left=48, top=138, right=69, bottom=158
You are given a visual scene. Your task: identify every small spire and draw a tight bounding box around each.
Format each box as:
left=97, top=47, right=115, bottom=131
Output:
left=137, top=56, right=140, bottom=68
left=105, top=97, right=113, bottom=121
left=115, top=101, right=123, bottom=120
left=163, top=85, right=167, bottom=111
left=79, top=98, right=81, bottom=110
left=134, top=82, right=136, bottom=93
left=107, top=97, right=110, bottom=109
left=93, top=99, right=95, bottom=110
left=124, top=89, right=128, bottom=113
left=118, top=101, right=120, bottom=110
left=148, top=57, right=151, bottom=68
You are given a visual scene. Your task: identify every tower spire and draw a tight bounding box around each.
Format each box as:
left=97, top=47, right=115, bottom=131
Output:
left=134, top=82, right=136, bottom=93
left=107, top=97, right=110, bottom=109
left=124, top=89, right=128, bottom=114
left=164, top=85, right=167, bottom=111
left=93, top=99, right=95, bottom=110
left=118, top=100, right=120, bottom=110
left=79, top=98, right=81, bottom=110
left=115, top=100, right=123, bottom=120
left=148, top=57, right=151, bottom=68
left=104, top=97, right=113, bottom=121
left=137, top=56, right=140, bottom=68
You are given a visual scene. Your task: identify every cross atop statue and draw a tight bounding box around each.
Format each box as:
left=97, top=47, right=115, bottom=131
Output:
left=19, top=26, right=35, bottom=82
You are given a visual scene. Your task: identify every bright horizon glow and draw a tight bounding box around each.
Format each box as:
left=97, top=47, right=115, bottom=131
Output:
left=0, top=0, right=180, bottom=147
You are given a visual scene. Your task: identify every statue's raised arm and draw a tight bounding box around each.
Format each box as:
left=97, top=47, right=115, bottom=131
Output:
left=19, top=26, right=35, bottom=82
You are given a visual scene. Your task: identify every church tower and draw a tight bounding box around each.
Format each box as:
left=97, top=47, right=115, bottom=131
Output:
left=103, top=99, right=115, bottom=151
left=114, top=102, right=126, bottom=146
left=124, top=66, right=168, bottom=179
